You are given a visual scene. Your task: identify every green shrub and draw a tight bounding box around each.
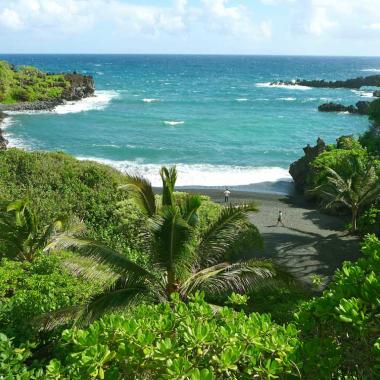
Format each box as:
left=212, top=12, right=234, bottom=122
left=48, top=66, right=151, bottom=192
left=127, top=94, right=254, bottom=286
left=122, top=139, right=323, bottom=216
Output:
left=368, top=98, right=380, bottom=126
left=0, top=149, right=133, bottom=255
left=296, top=234, right=380, bottom=379
left=0, top=252, right=102, bottom=342
left=0, top=60, right=70, bottom=104
left=0, top=333, right=44, bottom=379
left=360, top=124, right=380, bottom=157
left=48, top=293, right=301, bottom=379
left=358, top=207, right=380, bottom=237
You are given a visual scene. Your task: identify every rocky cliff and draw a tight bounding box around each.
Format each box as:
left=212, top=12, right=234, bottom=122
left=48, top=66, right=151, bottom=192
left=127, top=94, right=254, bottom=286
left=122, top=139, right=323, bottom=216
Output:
left=289, top=138, right=326, bottom=193
left=271, top=75, right=380, bottom=90
left=318, top=101, right=370, bottom=115
left=62, top=73, right=95, bottom=101
left=0, top=112, right=8, bottom=149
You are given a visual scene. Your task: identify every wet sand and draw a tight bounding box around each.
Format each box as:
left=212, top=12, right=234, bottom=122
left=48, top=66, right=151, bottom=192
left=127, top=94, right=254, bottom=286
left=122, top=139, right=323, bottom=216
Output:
left=182, top=188, right=360, bottom=288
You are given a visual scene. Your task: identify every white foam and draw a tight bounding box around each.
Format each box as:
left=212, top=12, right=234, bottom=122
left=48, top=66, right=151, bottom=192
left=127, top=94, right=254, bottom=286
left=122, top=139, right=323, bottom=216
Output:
left=235, top=98, right=248, bottom=102
left=143, top=98, right=159, bottom=103
left=277, top=97, right=296, bottom=101
left=338, top=111, right=350, bottom=115
left=5, top=90, right=118, bottom=116
left=1, top=117, right=32, bottom=150
left=54, top=91, right=118, bottom=114
left=361, top=69, right=380, bottom=72
left=164, top=120, right=185, bottom=126
left=351, top=89, right=374, bottom=98
left=256, top=82, right=311, bottom=90
left=76, top=157, right=292, bottom=187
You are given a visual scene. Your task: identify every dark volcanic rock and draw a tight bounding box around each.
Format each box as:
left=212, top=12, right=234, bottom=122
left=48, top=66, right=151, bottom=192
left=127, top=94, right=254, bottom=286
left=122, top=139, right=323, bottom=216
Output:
left=318, top=103, right=355, bottom=113
left=0, top=100, right=62, bottom=112
left=0, top=112, right=8, bottom=149
left=63, top=74, right=95, bottom=100
left=318, top=101, right=370, bottom=115
left=356, top=101, right=371, bottom=115
left=271, top=75, right=380, bottom=90
left=289, top=138, right=326, bottom=193
left=374, top=90, right=380, bottom=97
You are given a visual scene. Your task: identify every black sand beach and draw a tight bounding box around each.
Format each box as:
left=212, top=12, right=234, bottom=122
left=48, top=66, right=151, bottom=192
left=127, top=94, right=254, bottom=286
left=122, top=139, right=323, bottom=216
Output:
left=182, top=187, right=360, bottom=289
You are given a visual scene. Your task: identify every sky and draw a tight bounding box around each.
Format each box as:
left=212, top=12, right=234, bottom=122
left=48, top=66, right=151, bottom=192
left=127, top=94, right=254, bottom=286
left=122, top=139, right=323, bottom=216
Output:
left=0, top=0, right=380, bottom=56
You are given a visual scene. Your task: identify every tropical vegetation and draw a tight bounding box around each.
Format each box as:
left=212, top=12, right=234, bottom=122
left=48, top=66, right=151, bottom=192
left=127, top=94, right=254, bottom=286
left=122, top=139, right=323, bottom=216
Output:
left=1, top=112, right=380, bottom=377
left=41, top=166, right=283, bottom=326
left=0, top=60, right=70, bottom=103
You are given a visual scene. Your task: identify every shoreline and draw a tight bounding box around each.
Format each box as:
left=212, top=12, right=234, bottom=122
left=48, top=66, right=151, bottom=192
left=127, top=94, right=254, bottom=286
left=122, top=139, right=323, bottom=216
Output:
left=181, top=186, right=359, bottom=288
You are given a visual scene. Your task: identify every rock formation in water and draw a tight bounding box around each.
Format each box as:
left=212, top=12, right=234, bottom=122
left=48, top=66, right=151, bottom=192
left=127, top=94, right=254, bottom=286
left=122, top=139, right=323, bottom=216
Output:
left=289, top=138, right=326, bottom=193
left=270, top=75, right=380, bottom=90
left=0, top=112, right=8, bottom=149
left=318, top=101, right=371, bottom=115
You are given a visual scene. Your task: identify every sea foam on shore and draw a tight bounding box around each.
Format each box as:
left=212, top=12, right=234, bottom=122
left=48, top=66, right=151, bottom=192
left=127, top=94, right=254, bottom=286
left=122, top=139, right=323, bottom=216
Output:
left=76, top=156, right=292, bottom=188
left=3, top=91, right=118, bottom=116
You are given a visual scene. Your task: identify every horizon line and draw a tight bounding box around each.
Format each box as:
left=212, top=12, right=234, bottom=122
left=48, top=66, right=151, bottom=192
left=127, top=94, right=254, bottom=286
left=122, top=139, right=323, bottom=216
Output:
left=1, top=53, right=380, bottom=58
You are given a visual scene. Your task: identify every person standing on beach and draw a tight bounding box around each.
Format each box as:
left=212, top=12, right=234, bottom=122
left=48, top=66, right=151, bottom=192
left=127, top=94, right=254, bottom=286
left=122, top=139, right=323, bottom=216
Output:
left=224, top=188, right=231, bottom=203
left=276, top=210, right=284, bottom=226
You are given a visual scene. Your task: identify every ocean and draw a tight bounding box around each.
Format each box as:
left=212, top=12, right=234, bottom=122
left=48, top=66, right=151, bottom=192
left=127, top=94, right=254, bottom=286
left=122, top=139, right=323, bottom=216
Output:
left=1, top=54, right=379, bottom=192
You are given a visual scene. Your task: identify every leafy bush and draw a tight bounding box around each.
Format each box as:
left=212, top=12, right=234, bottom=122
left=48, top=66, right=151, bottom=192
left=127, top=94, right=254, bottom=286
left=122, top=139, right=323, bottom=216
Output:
left=0, top=60, right=69, bottom=104
left=358, top=206, right=380, bottom=237
left=0, top=149, right=133, bottom=254
left=0, top=252, right=102, bottom=342
left=368, top=97, right=380, bottom=126
left=47, top=293, right=301, bottom=379
left=296, top=234, right=380, bottom=379
left=0, top=333, right=44, bottom=379
left=360, top=124, right=380, bottom=157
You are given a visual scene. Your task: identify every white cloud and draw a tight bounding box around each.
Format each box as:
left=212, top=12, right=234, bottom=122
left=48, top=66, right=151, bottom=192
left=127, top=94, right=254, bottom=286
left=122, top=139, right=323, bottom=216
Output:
left=0, top=0, right=272, bottom=41
left=0, top=8, right=24, bottom=30
left=290, top=0, right=380, bottom=38
left=202, top=0, right=271, bottom=39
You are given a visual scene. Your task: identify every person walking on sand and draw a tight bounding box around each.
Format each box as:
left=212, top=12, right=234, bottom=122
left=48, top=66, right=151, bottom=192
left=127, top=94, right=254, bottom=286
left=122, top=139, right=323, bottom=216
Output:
left=224, top=188, right=231, bottom=203
left=276, top=210, right=284, bottom=226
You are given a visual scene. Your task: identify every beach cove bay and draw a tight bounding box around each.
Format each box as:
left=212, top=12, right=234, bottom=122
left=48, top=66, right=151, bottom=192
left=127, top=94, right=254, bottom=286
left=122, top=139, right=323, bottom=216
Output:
left=2, top=54, right=379, bottom=191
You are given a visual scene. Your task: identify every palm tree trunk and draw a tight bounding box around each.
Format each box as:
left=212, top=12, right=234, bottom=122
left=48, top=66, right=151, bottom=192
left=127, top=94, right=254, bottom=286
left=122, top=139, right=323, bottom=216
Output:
left=166, top=268, right=178, bottom=297
left=351, top=207, right=358, bottom=233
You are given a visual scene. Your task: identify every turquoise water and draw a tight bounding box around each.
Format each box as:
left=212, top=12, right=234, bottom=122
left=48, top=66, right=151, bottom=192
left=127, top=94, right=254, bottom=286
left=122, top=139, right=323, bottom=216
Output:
left=1, top=55, right=379, bottom=189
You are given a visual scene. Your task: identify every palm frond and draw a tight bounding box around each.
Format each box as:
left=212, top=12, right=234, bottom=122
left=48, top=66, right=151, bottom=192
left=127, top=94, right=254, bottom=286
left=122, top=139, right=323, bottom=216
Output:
left=150, top=205, right=194, bottom=275
left=196, top=203, right=258, bottom=266
left=160, top=166, right=177, bottom=206
left=41, top=279, right=156, bottom=330
left=180, top=259, right=281, bottom=297
left=45, top=236, right=157, bottom=283
left=179, top=194, right=202, bottom=227
left=119, top=174, right=156, bottom=217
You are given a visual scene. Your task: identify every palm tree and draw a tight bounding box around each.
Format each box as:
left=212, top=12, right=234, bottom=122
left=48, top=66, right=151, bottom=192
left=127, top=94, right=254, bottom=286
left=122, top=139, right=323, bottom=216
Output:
left=45, top=166, right=284, bottom=326
left=0, top=199, right=68, bottom=262
left=311, top=157, right=380, bottom=232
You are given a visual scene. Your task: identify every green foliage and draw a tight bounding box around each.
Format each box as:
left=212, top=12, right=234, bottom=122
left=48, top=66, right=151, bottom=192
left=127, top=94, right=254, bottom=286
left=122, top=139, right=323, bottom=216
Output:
left=0, top=252, right=101, bottom=342
left=296, top=234, right=380, bottom=379
left=0, top=333, right=44, bottom=379
left=46, top=167, right=279, bottom=326
left=336, top=135, right=363, bottom=150
left=0, top=149, right=134, bottom=255
left=360, top=124, right=380, bottom=157
left=358, top=206, right=380, bottom=237
left=310, top=148, right=380, bottom=231
left=0, top=60, right=69, bottom=104
left=359, top=99, right=380, bottom=156
left=368, top=97, right=380, bottom=126
left=48, top=293, right=301, bottom=379
left=0, top=198, right=68, bottom=262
